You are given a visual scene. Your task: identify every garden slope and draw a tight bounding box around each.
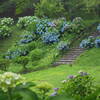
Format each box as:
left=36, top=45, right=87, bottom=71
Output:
left=24, top=65, right=100, bottom=87
left=74, top=48, right=100, bottom=66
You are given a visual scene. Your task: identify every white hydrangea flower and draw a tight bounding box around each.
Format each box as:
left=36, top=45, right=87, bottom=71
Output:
left=0, top=72, right=25, bottom=92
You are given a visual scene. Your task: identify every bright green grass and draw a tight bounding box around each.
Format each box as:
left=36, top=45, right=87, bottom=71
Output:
left=75, top=48, right=100, bottom=66
left=24, top=65, right=100, bottom=87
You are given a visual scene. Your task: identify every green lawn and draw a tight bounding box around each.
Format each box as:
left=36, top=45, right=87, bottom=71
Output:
left=24, top=48, right=100, bottom=87
left=75, top=48, right=100, bottom=66
left=24, top=65, right=100, bottom=87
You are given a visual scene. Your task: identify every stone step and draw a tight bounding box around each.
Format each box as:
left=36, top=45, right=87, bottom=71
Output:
left=54, top=62, right=72, bottom=65
left=65, top=53, right=82, bottom=56
left=58, top=59, right=74, bottom=62
left=59, top=59, right=75, bottom=62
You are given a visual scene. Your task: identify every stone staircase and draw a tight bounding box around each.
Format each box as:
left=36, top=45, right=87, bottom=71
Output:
left=54, top=47, right=85, bottom=66
left=53, top=31, right=100, bottom=66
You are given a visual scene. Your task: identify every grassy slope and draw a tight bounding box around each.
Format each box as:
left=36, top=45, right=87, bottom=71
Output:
left=24, top=65, right=100, bottom=87
left=24, top=48, right=100, bottom=87
left=75, top=48, right=100, bottom=66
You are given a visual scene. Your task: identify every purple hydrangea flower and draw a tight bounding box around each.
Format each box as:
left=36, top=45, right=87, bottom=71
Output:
left=54, top=88, right=59, bottom=91
left=68, top=75, right=75, bottom=79
left=50, top=92, right=57, bottom=96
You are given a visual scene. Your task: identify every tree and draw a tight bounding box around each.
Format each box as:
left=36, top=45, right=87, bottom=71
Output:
left=34, top=0, right=66, bottom=18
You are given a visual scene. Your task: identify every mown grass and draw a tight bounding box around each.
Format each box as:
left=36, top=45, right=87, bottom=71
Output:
left=75, top=48, right=100, bottom=66
left=24, top=48, right=100, bottom=87
left=24, top=65, right=100, bottom=87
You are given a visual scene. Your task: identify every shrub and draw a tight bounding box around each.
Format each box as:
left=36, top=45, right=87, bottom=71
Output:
left=0, top=72, right=38, bottom=100
left=36, top=82, right=53, bottom=100
left=19, top=34, right=36, bottom=44
left=14, top=56, right=29, bottom=69
left=0, top=59, right=11, bottom=71
left=17, top=16, right=38, bottom=29
left=60, top=22, right=71, bottom=33
left=42, top=28, right=59, bottom=44
left=36, top=19, right=50, bottom=35
left=5, top=45, right=29, bottom=59
left=0, top=17, right=14, bottom=26
left=61, top=71, right=96, bottom=98
left=0, top=72, right=24, bottom=92
left=95, top=39, right=100, bottom=48
left=57, top=41, right=69, bottom=51
left=80, top=36, right=95, bottom=48
left=34, top=0, right=65, bottom=18
left=29, top=48, right=43, bottom=61
left=0, top=26, right=11, bottom=39
left=70, top=17, right=85, bottom=34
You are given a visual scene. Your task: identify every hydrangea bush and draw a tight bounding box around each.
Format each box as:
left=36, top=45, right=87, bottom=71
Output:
left=5, top=45, right=29, bottom=59
left=80, top=36, right=100, bottom=49
left=57, top=41, right=69, bottom=51
left=0, top=25, right=11, bottom=39
left=36, top=82, right=53, bottom=100
left=70, top=17, right=85, bottom=34
left=17, top=16, right=38, bottom=29
left=0, top=17, right=14, bottom=26
left=61, top=71, right=95, bottom=98
left=95, top=37, right=100, bottom=48
left=0, top=72, right=24, bottom=92
left=80, top=36, right=95, bottom=48
left=19, top=34, right=35, bottom=44
left=42, top=30, right=59, bottom=44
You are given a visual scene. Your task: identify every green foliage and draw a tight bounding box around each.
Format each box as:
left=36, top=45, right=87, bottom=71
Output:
left=0, top=17, right=14, bottom=26
left=34, top=0, right=65, bottom=18
left=75, top=48, right=100, bottom=66
left=0, top=58, right=11, bottom=71
left=0, top=72, right=39, bottom=100
left=29, top=48, right=43, bottom=61
left=36, top=82, right=53, bottom=100
left=61, top=71, right=96, bottom=98
left=14, top=56, right=29, bottom=69
left=17, top=16, right=38, bottom=29
left=0, top=26, right=11, bottom=39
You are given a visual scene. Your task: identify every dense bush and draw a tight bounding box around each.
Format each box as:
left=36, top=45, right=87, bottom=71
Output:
left=17, top=16, right=38, bottom=29
left=0, top=17, right=14, bottom=26
left=36, top=19, right=55, bottom=35
left=5, top=45, right=29, bottom=59
left=95, top=38, right=100, bottom=48
left=61, top=71, right=96, bottom=98
left=34, top=0, right=65, bottom=18
left=42, top=28, right=59, bottom=44
left=80, top=36, right=100, bottom=49
left=80, top=36, right=95, bottom=48
left=70, top=17, right=85, bottom=34
left=0, top=58, right=11, bottom=71
left=58, top=17, right=85, bottom=34
left=19, top=33, right=36, bottom=44
left=0, top=25, right=11, bottom=39
left=36, top=82, right=53, bottom=100
left=14, top=56, right=29, bottom=69
left=0, top=72, right=39, bottom=100
left=57, top=41, right=69, bottom=51
left=29, top=48, right=43, bottom=61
